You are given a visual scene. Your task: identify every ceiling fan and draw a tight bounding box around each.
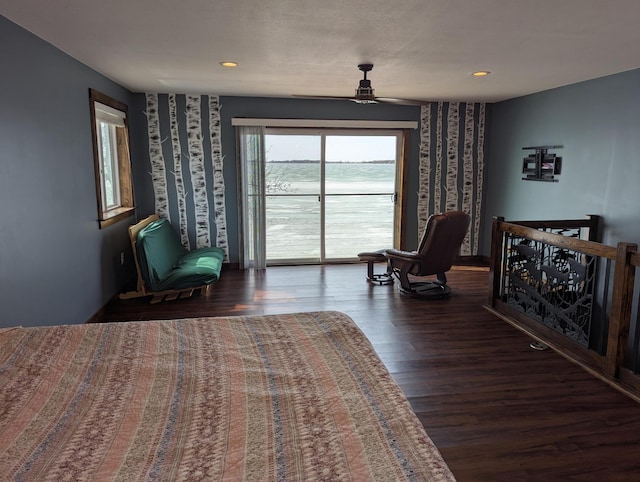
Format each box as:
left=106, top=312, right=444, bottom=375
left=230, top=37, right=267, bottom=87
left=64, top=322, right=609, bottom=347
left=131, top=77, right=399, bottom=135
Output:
left=293, top=64, right=426, bottom=105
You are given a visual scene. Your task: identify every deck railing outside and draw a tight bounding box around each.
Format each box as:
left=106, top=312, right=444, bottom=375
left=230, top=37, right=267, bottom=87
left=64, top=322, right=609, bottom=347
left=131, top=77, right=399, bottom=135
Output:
left=265, top=193, right=394, bottom=262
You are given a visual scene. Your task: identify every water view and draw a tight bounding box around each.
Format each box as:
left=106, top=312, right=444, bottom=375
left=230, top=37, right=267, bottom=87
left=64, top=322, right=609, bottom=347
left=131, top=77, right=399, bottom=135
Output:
left=265, top=161, right=396, bottom=261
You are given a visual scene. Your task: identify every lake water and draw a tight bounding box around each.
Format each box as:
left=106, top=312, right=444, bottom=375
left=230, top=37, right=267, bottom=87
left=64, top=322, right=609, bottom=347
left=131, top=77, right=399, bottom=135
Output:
left=265, top=162, right=396, bottom=261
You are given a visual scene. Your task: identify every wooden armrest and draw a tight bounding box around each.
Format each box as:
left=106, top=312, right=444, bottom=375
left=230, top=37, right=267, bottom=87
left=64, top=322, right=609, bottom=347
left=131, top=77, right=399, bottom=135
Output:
left=128, top=214, right=160, bottom=294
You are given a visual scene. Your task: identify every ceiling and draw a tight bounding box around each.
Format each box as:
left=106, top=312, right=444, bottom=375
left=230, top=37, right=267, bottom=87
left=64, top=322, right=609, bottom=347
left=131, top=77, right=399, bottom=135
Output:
left=3, top=0, right=640, bottom=103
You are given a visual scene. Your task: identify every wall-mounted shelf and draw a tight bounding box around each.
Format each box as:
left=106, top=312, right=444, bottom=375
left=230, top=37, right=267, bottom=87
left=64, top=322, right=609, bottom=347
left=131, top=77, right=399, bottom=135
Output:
left=522, top=145, right=562, bottom=182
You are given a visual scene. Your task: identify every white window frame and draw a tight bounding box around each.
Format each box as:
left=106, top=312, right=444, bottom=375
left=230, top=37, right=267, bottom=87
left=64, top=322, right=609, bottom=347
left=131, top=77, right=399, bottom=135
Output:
left=96, top=119, right=122, bottom=211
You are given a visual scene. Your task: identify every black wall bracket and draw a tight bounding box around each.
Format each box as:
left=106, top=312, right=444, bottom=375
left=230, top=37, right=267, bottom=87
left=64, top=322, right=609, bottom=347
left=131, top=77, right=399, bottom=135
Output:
left=522, top=145, right=563, bottom=182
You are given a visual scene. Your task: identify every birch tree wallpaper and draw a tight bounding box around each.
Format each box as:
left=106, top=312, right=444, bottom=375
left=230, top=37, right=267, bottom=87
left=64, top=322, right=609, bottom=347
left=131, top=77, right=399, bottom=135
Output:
left=143, top=95, right=484, bottom=262
left=144, top=94, right=229, bottom=260
left=418, top=102, right=486, bottom=256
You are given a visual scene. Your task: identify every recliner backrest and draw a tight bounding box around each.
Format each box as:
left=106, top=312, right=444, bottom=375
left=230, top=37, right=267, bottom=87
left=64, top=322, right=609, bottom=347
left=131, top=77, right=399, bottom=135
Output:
left=415, top=211, right=470, bottom=275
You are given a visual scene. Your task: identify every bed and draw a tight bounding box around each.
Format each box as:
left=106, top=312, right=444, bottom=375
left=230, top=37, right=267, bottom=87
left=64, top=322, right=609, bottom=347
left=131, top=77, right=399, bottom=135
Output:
left=0, top=311, right=454, bottom=481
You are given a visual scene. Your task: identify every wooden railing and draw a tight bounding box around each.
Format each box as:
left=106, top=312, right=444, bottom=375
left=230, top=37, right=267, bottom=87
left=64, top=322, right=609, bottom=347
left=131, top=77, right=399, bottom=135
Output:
left=618, top=249, right=640, bottom=392
left=486, top=215, right=640, bottom=398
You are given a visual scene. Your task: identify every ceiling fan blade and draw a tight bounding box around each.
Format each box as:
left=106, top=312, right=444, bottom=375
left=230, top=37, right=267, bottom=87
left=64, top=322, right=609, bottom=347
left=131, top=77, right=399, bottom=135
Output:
left=374, top=97, right=427, bottom=105
left=291, top=94, right=427, bottom=105
left=291, top=94, right=357, bottom=101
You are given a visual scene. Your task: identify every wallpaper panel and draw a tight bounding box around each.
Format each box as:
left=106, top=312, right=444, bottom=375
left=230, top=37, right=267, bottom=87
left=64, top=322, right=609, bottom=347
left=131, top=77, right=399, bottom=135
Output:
left=418, top=102, right=486, bottom=256
left=144, top=94, right=229, bottom=260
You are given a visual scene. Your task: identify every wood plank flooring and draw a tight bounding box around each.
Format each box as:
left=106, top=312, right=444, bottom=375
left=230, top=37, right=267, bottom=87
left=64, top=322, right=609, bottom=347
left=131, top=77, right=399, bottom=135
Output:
left=99, top=264, right=640, bottom=481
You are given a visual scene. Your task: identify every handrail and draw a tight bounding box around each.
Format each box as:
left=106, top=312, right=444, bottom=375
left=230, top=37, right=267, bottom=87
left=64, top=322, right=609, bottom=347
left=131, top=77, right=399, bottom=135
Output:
left=497, top=220, right=616, bottom=259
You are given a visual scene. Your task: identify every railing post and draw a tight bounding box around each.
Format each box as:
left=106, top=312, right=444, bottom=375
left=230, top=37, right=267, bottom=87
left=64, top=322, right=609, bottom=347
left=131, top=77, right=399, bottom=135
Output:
left=488, top=216, right=505, bottom=307
left=586, top=214, right=602, bottom=243
left=606, top=242, right=637, bottom=378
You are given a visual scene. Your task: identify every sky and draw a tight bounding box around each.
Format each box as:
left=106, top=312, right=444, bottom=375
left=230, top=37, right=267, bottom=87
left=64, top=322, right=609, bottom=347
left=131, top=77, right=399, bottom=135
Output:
left=265, top=134, right=397, bottom=162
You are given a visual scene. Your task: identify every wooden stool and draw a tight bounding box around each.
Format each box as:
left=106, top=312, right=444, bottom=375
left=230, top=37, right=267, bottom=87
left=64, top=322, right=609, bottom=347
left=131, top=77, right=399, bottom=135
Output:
left=357, top=250, right=394, bottom=285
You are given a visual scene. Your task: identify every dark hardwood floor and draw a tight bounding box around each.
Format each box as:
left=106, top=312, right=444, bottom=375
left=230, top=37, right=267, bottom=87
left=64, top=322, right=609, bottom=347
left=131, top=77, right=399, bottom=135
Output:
left=99, top=264, right=640, bottom=481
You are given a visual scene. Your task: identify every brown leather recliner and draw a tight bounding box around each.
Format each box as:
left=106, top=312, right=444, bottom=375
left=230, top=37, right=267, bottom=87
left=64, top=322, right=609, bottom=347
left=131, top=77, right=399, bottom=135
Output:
left=385, top=211, right=470, bottom=298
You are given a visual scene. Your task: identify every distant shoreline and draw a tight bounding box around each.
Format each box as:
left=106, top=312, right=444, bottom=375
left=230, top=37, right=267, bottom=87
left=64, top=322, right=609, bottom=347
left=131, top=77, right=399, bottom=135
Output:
left=267, top=160, right=394, bottom=164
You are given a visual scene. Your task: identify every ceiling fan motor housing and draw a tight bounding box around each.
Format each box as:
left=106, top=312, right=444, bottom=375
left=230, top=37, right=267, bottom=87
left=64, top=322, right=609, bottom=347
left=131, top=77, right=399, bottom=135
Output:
left=355, top=79, right=375, bottom=99
left=355, top=63, right=375, bottom=102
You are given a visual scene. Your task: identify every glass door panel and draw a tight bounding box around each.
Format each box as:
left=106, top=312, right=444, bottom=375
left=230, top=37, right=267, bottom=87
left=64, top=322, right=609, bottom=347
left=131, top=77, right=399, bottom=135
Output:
left=324, top=135, right=397, bottom=259
left=264, top=134, right=321, bottom=262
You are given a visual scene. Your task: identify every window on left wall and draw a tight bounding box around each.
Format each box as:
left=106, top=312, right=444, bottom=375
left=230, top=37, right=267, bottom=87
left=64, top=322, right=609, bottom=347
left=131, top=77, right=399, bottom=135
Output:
left=89, top=89, right=135, bottom=228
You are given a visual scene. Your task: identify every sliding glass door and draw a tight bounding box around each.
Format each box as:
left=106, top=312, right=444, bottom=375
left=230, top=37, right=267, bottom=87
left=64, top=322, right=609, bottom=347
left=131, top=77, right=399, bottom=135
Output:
left=264, top=129, right=401, bottom=264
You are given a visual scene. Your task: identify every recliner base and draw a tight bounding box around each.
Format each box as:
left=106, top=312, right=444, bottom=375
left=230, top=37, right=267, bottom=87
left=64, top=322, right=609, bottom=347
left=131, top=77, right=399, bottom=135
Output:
left=399, top=281, right=452, bottom=299
left=368, top=272, right=394, bottom=285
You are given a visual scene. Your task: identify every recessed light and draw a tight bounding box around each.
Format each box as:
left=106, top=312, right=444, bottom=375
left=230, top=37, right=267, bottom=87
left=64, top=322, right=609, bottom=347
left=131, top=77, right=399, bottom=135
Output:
left=220, top=61, right=238, bottom=68
left=472, top=71, right=491, bottom=77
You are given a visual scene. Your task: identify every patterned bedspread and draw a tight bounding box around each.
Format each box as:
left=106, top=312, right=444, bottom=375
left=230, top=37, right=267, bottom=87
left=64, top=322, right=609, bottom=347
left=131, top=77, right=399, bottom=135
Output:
left=0, top=311, right=454, bottom=481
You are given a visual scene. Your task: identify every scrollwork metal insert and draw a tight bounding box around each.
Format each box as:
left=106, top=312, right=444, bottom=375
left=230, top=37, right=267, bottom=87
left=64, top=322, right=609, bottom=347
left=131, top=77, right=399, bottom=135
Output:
left=501, top=228, right=596, bottom=347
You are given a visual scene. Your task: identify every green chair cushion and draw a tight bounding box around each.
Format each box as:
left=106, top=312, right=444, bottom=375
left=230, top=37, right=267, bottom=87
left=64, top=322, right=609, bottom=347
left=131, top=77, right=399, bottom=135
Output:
left=136, top=218, right=224, bottom=292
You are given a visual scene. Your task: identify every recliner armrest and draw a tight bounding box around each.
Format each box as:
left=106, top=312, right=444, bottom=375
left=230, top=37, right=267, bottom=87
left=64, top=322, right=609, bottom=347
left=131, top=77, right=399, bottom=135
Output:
left=385, top=248, right=424, bottom=287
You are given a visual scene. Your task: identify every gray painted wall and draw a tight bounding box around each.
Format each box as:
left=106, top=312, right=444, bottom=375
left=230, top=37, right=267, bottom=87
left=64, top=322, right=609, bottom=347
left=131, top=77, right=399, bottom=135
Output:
left=0, top=17, right=138, bottom=327
left=483, top=68, right=640, bottom=252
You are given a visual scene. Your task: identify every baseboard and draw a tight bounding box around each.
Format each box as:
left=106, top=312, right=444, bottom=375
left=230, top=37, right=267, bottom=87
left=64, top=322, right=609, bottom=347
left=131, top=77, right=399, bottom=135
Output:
left=224, top=259, right=488, bottom=270
left=86, top=277, right=137, bottom=324
left=454, top=255, right=489, bottom=266
left=86, top=302, right=109, bottom=324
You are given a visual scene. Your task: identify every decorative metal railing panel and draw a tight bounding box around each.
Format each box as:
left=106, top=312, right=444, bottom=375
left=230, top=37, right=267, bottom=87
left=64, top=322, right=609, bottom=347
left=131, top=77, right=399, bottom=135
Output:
left=500, top=229, right=597, bottom=347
